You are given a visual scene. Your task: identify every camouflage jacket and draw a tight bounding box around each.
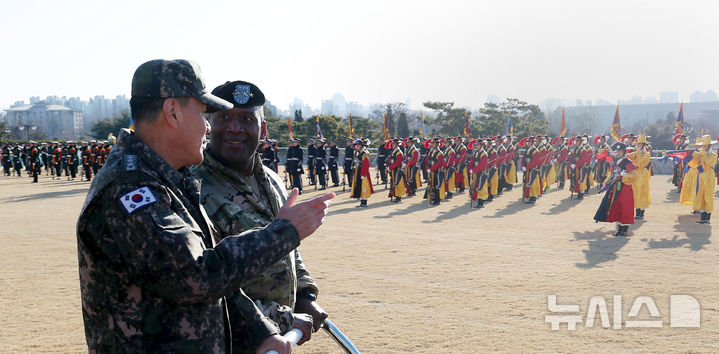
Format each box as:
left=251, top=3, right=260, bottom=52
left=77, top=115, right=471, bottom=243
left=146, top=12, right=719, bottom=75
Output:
left=76, top=129, right=299, bottom=353
left=196, top=150, right=319, bottom=337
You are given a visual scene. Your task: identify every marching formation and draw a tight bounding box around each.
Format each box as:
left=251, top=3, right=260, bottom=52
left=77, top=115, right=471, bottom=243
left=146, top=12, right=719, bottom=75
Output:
left=1, top=140, right=114, bottom=182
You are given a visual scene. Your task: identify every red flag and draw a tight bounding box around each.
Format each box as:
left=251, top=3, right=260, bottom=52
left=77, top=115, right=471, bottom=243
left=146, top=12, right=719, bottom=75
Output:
left=287, top=117, right=293, bottom=140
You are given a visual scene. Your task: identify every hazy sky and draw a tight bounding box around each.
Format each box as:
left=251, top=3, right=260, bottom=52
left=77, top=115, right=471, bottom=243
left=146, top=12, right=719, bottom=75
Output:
left=1, top=0, right=717, bottom=111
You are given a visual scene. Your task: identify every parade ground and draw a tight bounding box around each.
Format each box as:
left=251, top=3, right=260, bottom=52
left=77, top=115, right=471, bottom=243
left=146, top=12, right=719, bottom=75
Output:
left=1, top=172, right=718, bottom=353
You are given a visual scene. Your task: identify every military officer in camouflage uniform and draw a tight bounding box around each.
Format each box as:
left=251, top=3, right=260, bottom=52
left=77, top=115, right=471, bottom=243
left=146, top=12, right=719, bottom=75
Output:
left=196, top=80, right=332, bottom=353
left=76, top=60, right=333, bottom=353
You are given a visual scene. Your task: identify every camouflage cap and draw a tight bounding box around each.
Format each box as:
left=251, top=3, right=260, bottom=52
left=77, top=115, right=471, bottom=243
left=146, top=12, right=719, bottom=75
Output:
left=131, top=59, right=232, bottom=111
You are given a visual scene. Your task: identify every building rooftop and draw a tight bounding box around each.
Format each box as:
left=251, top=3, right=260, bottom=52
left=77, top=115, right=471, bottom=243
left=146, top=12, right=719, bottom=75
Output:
left=5, top=102, right=74, bottom=112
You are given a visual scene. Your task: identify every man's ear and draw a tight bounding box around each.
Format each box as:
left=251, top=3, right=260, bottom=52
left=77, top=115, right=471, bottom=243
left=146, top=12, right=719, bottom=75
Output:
left=162, top=98, right=180, bottom=129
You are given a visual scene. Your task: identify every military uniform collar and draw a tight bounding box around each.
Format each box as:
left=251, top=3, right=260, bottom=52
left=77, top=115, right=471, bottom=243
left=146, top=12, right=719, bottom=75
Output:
left=203, top=149, right=280, bottom=215
left=116, top=129, right=187, bottom=186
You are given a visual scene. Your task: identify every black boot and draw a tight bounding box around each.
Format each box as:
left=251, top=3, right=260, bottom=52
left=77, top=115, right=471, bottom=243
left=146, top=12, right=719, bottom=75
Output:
left=475, top=199, right=484, bottom=208
left=576, top=192, right=584, bottom=200
left=614, top=225, right=628, bottom=237
left=635, top=209, right=643, bottom=220
left=697, top=212, right=711, bottom=224
left=558, top=182, right=565, bottom=190
left=356, top=200, right=368, bottom=208
left=394, top=197, right=401, bottom=203
left=529, top=196, right=537, bottom=204
left=446, top=192, right=453, bottom=199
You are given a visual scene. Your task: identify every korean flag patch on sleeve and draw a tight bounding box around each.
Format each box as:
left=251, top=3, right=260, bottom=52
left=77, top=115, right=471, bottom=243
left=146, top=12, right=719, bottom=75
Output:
left=119, top=186, right=157, bottom=214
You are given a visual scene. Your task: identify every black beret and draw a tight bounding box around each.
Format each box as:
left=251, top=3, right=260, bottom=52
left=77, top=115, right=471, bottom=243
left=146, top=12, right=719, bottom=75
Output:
left=206, top=80, right=266, bottom=113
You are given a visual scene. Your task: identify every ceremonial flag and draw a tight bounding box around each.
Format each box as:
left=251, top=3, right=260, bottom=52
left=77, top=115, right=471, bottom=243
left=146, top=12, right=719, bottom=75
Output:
left=315, top=114, right=323, bottom=138
left=287, top=117, right=293, bottom=140
left=383, top=113, right=390, bottom=140
left=675, top=103, right=685, bottom=135
left=504, top=113, right=513, bottom=135
left=348, top=113, right=354, bottom=138
left=420, top=111, right=427, bottom=138
left=559, top=108, right=567, bottom=136
left=610, top=105, right=621, bottom=141
left=463, top=109, right=472, bottom=138
left=129, top=116, right=134, bottom=130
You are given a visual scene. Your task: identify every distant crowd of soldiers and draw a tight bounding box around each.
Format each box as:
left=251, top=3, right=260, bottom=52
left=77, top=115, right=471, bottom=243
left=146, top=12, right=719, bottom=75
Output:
left=1, top=140, right=114, bottom=183
left=264, top=133, right=656, bottom=210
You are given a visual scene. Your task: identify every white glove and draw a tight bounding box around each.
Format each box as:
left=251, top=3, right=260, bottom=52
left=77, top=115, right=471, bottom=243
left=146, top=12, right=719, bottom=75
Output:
left=426, top=169, right=431, bottom=173
left=570, top=164, right=576, bottom=169
left=552, top=159, right=557, bottom=164
left=521, top=167, right=526, bottom=171
left=361, top=176, right=366, bottom=180
left=620, top=171, right=627, bottom=177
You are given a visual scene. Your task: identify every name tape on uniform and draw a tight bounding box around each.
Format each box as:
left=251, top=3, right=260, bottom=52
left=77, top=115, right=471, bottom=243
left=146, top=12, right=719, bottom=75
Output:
left=119, top=186, right=157, bottom=214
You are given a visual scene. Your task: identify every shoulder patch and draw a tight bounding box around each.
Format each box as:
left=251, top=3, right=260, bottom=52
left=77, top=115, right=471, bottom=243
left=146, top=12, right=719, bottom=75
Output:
left=119, top=187, right=157, bottom=214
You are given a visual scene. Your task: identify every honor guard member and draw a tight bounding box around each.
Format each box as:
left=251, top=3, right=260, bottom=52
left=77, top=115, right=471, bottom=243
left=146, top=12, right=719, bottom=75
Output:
left=443, top=139, right=456, bottom=198
left=306, top=139, right=316, bottom=185
left=553, top=137, right=569, bottom=190
left=419, top=138, right=430, bottom=182
left=520, top=136, right=541, bottom=204
left=671, top=134, right=688, bottom=192
left=454, top=137, right=469, bottom=193
left=197, top=80, right=332, bottom=352
left=386, top=138, right=408, bottom=202
left=76, top=60, right=333, bottom=353
left=327, top=140, right=340, bottom=187
left=52, top=142, right=62, bottom=179
left=593, top=135, right=611, bottom=190
left=627, top=134, right=652, bottom=219
left=1, top=143, right=11, bottom=176
left=571, top=135, right=593, bottom=199
left=376, top=139, right=389, bottom=184
left=350, top=138, right=374, bottom=207
left=314, top=138, right=328, bottom=190
left=91, top=141, right=100, bottom=174
left=486, top=138, right=499, bottom=200
left=469, top=138, right=490, bottom=208
left=504, top=136, right=518, bottom=190
left=29, top=141, right=39, bottom=183
left=594, top=142, right=639, bottom=236
left=81, top=141, right=93, bottom=181
left=343, top=138, right=354, bottom=187
left=286, top=138, right=304, bottom=193
left=12, top=144, right=23, bottom=176
left=679, top=135, right=717, bottom=224
left=67, top=141, right=79, bottom=180
left=424, top=137, right=446, bottom=205
left=404, top=137, right=422, bottom=196
left=40, top=142, right=51, bottom=175
left=261, top=139, right=278, bottom=172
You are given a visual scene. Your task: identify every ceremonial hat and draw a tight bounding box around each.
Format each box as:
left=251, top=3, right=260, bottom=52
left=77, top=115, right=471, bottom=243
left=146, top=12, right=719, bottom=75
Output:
left=593, top=135, right=603, bottom=144
left=551, top=136, right=562, bottom=145
left=611, top=142, right=627, bottom=151
left=132, top=59, right=232, bottom=111
left=207, top=80, right=266, bottom=113
left=696, top=135, right=715, bottom=146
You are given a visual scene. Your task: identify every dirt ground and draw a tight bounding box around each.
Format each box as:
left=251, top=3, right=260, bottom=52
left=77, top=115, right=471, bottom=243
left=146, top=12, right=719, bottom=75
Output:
left=1, top=170, right=718, bottom=353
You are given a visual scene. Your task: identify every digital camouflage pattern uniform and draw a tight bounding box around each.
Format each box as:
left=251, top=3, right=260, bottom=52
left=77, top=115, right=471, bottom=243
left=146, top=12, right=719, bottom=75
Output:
left=195, top=150, right=319, bottom=345
left=76, top=127, right=302, bottom=352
